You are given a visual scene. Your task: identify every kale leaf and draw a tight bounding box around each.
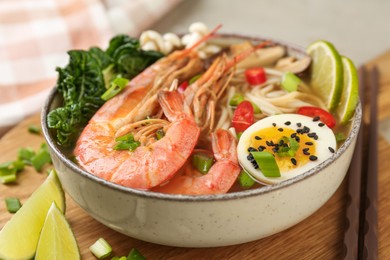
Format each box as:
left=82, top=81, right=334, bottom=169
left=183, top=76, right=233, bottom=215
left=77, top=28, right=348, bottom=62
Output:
left=47, top=35, right=163, bottom=147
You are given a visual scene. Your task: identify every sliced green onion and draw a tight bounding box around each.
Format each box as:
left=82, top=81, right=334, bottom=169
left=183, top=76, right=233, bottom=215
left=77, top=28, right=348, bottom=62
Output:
left=0, top=174, right=17, bottom=184
left=276, top=137, right=300, bottom=157
left=156, top=129, right=165, bottom=140
left=113, top=141, right=141, bottom=151
left=127, top=248, right=146, bottom=260
left=335, top=132, right=346, bottom=142
left=192, top=152, right=214, bottom=174
left=189, top=74, right=202, bottom=84
left=238, top=169, right=255, bottom=188
left=237, top=132, right=243, bottom=140
left=12, top=160, right=25, bottom=172
left=31, top=145, right=52, bottom=172
left=18, top=148, right=36, bottom=165
left=101, top=77, right=129, bottom=101
left=28, top=125, right=41, bottom=134
left=229, top=94, right=245, bottom=106
left=115, top=133, right=134, bottom=142
left=251, top=151, right=281, bottom=177
left=90, top=238, right=112, bottom=259
left=281, top=72, right=301, bottom=92
left=250, top=101, right=261, bottom=114
left=5, top=197, right=22, bottom=213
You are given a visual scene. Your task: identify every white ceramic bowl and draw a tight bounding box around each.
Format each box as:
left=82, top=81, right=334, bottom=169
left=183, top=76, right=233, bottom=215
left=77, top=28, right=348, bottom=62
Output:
left=41, top=35, right=361, bottom=247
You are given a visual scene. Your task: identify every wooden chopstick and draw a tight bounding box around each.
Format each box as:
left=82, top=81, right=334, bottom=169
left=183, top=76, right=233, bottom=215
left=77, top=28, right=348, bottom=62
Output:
left=343, top=66, right=366, bottom=259
left=343, top=66, right=366, bottom=260
left=362, top=66, right=379, bottom=259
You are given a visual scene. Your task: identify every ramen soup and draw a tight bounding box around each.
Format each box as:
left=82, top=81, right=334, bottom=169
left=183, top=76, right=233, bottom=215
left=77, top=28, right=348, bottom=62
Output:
left=48, top=23, right=358, bottom=195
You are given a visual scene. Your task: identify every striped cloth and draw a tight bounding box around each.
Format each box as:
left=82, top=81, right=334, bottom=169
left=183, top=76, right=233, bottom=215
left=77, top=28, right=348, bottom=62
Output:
left=0, top=0, right=181, bottom=135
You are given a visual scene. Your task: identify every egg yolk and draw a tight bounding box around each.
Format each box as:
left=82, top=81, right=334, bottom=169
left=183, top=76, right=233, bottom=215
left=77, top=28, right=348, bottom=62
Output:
left=249, top=127, right=316, bottom=172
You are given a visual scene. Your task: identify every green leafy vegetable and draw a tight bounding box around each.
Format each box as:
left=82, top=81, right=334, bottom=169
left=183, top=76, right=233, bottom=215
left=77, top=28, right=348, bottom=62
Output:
left=276, top=136, right=300, bottom=157
left=238, top=169, right=255, bottom=188
left=127, top=248, right=146, bottom=260
left=47, top=35, right=163, bottom=147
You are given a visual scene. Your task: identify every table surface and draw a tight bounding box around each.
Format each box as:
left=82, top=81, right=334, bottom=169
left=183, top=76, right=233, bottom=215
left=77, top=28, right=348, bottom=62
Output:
left=1, top=53, right=390, bottom=259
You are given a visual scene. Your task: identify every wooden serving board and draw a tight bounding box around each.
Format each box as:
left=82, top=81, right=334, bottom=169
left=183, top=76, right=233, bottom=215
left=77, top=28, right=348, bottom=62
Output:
left=1, top=52, right=390, bottom=259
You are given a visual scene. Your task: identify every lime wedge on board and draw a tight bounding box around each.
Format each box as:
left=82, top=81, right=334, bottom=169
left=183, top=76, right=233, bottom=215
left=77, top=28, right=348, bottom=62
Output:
left=307, top=40, right=344, bottom=110
left=35, top=202, right=80, bottom=260
left=337, top=56, right=359, bottom=124
left=0, top=170, right=65, bottom=260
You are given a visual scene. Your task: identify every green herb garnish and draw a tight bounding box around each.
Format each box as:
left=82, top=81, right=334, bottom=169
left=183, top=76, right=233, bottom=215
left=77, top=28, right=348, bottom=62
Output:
left=276, top=136, right=300, bottom=157
left=28, top=125, right=41, bottom=134
left=127, top=248, right=146, bottom=260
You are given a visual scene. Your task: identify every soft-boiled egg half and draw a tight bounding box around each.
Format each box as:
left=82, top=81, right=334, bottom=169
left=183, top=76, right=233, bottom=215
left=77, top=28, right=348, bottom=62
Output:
left=237, top=114, right=337, bottom=184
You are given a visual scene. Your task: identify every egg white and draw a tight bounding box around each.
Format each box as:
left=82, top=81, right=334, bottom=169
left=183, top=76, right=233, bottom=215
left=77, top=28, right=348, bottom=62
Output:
left=237, top=114, right=337, bottom=184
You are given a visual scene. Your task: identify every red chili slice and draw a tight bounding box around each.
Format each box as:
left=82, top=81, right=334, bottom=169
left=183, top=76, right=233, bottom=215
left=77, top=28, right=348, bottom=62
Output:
left=297, top=106, right=336, bottom=128
left=245, top=67, right=267, bottom=86
left=232, top=101, right=254, bottom=132
left=178, top=81, right=189, bottom=93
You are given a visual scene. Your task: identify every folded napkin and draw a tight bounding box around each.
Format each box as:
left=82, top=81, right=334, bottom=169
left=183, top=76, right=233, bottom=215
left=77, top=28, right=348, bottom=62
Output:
left=0, top=0, right=181, bottom=133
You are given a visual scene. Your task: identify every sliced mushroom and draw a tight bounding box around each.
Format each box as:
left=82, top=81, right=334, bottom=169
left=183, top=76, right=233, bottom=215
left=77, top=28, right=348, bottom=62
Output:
left=275, top=56, right=311, bottom=74
left=229, top=42, right=286, bottom=69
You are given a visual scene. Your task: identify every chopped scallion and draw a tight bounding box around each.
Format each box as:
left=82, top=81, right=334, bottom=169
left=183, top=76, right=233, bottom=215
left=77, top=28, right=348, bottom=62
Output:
left=238, top=169, right=255, bottom=188
left=250, top=101, right=262, bottom=114
left=0, top=174, right=17, bottom=184
left=115, top=133, right=134, bottom=142
left=276, top=137, right=300, bottom=157
left=28, top=125, right=41, bottom=134
left=335, top=132, right=346, bottom=142
left=31, top=145, right=52, bottom=172
left=192, top=152, right=214, bottom=174
left=5, top=197, right=22, bottom=213
left=89, top=238, right=112, bottom=259
left=18, top=148, right=36, bottom=165
left=229, top=94, right=245, bottom=106
left=156, top=129, right=165, bottom=140
left=251, top=151, right=281, bottom=177
left=189, top=74, right=202, bottom=84
left=113, top=141, right=140, bottom=151
left=101, top=77, right=129, bottom=101
left=237, top=132, right=243, bottom=140
left=12, top=160, right=25, bottom=172
left=281, top=72, right=301, bottom=92
left=127, top=248, right=146, bottom=260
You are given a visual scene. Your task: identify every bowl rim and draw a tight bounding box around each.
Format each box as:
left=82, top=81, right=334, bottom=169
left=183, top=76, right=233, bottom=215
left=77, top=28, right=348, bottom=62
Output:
left=41, top=34, right=362, bottom=202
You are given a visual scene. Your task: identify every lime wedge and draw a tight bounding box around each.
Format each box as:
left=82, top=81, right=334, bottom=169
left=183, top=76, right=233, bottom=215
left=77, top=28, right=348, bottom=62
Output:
left=307, top=40, right=343, bottom=110
left=35, top=202, right=80, bottom=260
left=0, top=170, right=65, bottom=260
left=337, top=56, right=359, bottom=124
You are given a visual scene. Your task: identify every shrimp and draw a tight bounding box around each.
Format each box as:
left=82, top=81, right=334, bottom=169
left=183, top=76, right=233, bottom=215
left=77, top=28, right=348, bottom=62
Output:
left=74, top=26, right=222, bottom=189
left=153, top=129, right=241, bottom=195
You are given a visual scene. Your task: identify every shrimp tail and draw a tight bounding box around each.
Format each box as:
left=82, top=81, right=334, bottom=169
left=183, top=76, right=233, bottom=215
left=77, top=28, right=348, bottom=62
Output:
left=212, top=129, right=239, bottom=164
left=158, top=90, right=192, bottom=120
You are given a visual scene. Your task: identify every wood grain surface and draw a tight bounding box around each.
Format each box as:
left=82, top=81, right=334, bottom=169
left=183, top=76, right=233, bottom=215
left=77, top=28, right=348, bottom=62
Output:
left=1, top=52, right=390, bottom=259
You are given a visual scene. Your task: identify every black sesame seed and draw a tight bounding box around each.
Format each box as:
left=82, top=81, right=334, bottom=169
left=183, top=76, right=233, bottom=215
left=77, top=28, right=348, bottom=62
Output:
left=308, top=133, right=316, bottom=138
left=309, top=155, right=318, bottom=161
left=303, top=148, right=309, bottom=152
left=295, top=136, right=300, bottom=142
left=266, top=141, right=274, bottom=146
left=272, top=147, right=279, bottom=153
left=272, top=123, right=276, bottom=127
left=254, top=136, right=262, bottom=140
left=313, top=116, right=320, bottom=122
left=254, top=165, right=259, bottom=169
left=313, top=135, right=319, bottom=140
left=303, top=150, right=310, bottom=155
left=279, top=139, right=285, bottom=146
left=291, top=158, right=297, bottom=165
left=247, top=147, right=257, bottom=152
left=259, top=145, right=266, bottom=151
left=296, top=129, right=303, bottom=134
left=247, top=154, right=254, bottom=160
left=291, top=133, right=297, bottom=138
left=297, top=123, right=302, bottom=127
left=318, top=123, right=325, bottom=127
left=278, top=128, right=284, bottom=132
left=285, top=121, right=291, bottom=125
left=328, top=147, right=335, bottom=153
left=305, top=142, right=313, bottom=145
left=303, top=126, right=310, bottom=133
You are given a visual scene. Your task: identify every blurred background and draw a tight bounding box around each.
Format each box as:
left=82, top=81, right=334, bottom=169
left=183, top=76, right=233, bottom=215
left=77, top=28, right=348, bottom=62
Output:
left=0, top=0, right=389, bottom=134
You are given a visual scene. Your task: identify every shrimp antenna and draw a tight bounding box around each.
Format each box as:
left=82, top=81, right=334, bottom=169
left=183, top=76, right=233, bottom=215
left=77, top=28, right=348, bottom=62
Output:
left=225, top=40, right=272, bottom=71
left=182, top=24, right=223, bottom=55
